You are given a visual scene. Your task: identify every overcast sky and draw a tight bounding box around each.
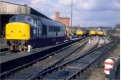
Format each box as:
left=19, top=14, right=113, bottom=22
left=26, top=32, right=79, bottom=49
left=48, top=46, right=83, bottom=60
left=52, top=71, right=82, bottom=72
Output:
left=1, top=0, right=120, bottom=27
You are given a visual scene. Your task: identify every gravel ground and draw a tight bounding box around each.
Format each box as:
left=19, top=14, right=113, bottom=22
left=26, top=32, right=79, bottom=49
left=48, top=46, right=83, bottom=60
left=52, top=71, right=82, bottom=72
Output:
left=78, top=37, right=120, bottom=80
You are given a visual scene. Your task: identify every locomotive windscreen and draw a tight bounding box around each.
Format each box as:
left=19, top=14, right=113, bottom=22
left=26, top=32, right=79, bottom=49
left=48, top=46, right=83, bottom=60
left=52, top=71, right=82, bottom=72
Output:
left=9, top=15, right=25, bottom=22
left=9, top=15, right=34, bottom=25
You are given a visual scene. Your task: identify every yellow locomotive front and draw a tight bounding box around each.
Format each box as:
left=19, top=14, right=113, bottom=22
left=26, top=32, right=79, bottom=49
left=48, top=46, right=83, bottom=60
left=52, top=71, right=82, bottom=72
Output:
left=5, top=22, right=30, bottom=51
left=89, top=30, right=96, bottom=36
left=6, top=22, right=30, bottom=40
left=97, top=30, right=104, bottom=36
left=76, top=30, right=84, bottom=37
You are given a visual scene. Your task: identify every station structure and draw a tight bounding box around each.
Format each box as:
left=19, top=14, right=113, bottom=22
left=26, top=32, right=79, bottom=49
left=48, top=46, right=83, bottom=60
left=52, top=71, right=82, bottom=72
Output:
left=0, top=1, right=50, bottom=34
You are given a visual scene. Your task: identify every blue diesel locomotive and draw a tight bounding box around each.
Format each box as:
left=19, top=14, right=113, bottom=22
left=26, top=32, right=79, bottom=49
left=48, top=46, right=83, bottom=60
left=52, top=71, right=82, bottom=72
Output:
left=5, top=14, right=66, bottom=51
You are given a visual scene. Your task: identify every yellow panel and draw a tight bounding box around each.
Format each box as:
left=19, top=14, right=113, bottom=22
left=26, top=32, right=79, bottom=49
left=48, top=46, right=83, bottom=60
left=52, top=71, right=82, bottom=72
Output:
left=6, top=22, right=30, bottom=40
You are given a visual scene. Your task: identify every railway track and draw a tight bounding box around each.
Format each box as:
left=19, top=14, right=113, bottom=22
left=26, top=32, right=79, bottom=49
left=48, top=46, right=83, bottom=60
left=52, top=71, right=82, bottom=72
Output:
left=28, top=37, right=115, bottom=80
left=0, top=50, right=9, bottom=56
left=0, top=41, right=9, bottom=55
left=0, top=48, right=9, bottom=55
left=1, top=37, right=90, bottom=79
left=0, top=37, right=85, bottom=56
left=0, top=50, right=20, bottom=56
left=0, top=38, right=78, bottom=56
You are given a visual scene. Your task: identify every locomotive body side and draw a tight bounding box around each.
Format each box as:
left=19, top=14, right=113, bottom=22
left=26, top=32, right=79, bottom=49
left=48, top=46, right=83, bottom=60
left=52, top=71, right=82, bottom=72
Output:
left=5, top=14, right=66, bottom=51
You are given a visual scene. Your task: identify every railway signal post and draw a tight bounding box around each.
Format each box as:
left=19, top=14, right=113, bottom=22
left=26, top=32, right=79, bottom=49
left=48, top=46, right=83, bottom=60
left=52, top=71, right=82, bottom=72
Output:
left=104, top=59, right=114, bottom=75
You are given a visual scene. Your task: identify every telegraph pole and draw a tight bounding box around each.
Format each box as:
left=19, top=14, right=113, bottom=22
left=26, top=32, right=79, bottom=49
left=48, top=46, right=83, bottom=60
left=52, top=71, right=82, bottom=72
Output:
left=71, top=0, right=73, bottom=35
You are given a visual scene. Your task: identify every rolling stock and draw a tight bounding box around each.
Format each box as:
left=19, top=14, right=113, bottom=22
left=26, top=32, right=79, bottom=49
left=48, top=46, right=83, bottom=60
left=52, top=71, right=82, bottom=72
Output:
left=75, top=30, right=84, bottom=37
left=74, top=29, right=105, bottom=37
left=96, top=30, right=104, bottom=36
left=89, top=30, right=96, bottom=36
left=5, top=14, right=66, bottom=51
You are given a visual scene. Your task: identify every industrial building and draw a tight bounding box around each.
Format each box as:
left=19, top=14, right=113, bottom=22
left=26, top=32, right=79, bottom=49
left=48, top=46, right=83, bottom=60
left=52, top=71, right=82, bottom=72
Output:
left=55, top=12, right=71, bottom=36
left=55, top=12, right=70, bottom=27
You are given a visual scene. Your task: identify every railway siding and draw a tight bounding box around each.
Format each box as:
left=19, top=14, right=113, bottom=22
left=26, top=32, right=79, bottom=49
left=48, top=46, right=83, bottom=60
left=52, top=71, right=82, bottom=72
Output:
left=4, top=37, right=89, bottom=79
left=34, top=37, right=115, bottom=80
left=85, top=37, right=120, bottom=80
left=0, top=37, right=84, bottom=79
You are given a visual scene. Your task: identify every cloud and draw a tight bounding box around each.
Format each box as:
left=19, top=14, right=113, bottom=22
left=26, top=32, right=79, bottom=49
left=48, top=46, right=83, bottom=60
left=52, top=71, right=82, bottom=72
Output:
left=59, top=0, right=77, bottom=5
left=29, top=0, right=120, bottom=26
left=73, top=10, right=119, bottom=27
left=1, top=0, right=120, bottom=27
left=75, top=0, right=120, bottom=11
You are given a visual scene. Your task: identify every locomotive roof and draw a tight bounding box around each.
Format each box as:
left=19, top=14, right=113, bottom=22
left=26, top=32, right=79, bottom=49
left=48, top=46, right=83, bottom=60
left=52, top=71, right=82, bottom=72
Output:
left=30, top=14, right=65, bottom=26
left=14, top=14, right=65, bottom=27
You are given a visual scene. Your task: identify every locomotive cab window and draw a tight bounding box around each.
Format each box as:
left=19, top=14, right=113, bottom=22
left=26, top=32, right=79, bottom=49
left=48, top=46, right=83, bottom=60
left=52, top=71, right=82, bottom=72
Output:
left=42, top=24, right=47, bottom=36
left=16, top=15, right=25, bottom=22
left=9, top=15, right=34, bottom=25
left=9, top=16, right=16, bottom=22
left=49, top=26, right=60, bottom=32
left=33, top=20, right=37, bottom=27
left=27, top=18, right=33, bottom=25
left=49, top=26, right=53, bottom=31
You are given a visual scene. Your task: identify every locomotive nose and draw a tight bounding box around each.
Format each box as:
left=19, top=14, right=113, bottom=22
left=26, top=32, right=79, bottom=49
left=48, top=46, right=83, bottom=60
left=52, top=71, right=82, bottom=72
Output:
left=5, top=22, right=30, bottom=40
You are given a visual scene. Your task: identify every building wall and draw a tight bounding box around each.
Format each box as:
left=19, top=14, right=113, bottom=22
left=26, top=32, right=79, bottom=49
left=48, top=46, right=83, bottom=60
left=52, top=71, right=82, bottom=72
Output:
left=55, top=12, right=71, bottom=36
left=56, top=12, right=60, bottom=21
left=58, top=18, right=70, bottom=27
left=0, top=1, right=30, bottom=14
left=66, top=27, right=71, bottom=36
left=55, top=12, right=70, bottom=27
